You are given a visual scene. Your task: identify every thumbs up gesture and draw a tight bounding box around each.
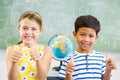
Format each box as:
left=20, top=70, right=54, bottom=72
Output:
left=30, top=46, right=40, bottom=61
left=66, top=55, right=75, bottom=75
left=11, top=46, right=22, bottom=63
left=106, top=54, right=117, bottom=71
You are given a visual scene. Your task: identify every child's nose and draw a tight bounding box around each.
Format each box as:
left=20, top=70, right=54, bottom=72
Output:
left=26, top=29, right=32, bottom=34
left=84, top=36, right=90, bottom=41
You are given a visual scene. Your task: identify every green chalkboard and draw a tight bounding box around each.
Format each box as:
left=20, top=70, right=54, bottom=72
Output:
left=0, top=0, right=120, bottom=51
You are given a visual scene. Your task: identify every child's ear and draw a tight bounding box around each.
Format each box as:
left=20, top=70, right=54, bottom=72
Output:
left=96, top=35, right=99, bottom=40
left=40, top=27, right=43, bottom=32
left=73, top=31, right=76, bottom=37
left=18, top=25, right=20, bottom=31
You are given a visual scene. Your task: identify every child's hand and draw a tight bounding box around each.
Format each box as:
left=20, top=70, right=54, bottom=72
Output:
left=44, top=46, right=52, bottom=57
left=11, top=47, right=22, bottom=63
left=30, top=46, right=40, bottom=61
left=66, top=55, right=75, bottom=76
left=106, top=54, right=117, bottom=71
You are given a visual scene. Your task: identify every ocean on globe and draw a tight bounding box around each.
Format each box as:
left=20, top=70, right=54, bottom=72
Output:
left=49, top=35, right=73, bottom=61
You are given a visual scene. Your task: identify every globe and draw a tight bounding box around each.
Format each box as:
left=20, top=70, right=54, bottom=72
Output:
left=49, top=35, right=73, bottom=61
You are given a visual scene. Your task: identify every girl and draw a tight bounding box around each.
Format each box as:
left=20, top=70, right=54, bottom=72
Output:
left=6, top=11, right=52, bottom=80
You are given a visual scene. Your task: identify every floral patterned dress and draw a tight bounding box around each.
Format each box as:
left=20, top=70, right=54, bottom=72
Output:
left=14, top=45, right=44, bottom=80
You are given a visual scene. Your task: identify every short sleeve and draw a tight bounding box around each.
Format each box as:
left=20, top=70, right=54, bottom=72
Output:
left=58, top=54, right=71, bottom=78
left=101, top=54, right=106, bottom=74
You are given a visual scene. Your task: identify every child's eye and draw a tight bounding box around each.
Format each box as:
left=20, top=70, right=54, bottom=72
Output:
left=22, top=27, right=27, bottom=30
left=80, top=34, right=85, bottom=36
left=32, top=27, right=37, bottom=30
left=23, top=28, right=27, bottom=29
left=89, top=35, right=94, bottom=38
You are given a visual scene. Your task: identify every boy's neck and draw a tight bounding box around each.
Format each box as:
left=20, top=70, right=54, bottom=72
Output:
left=77, top=48, right=93, bottom=54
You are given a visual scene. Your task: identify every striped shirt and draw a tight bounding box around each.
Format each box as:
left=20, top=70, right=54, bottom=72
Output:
left=58, top=51, right=106, bottom=80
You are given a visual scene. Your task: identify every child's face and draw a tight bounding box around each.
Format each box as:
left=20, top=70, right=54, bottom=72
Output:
left=18, top=18, right=42, bottom=46
left=73, top=27, right=98, bottom=52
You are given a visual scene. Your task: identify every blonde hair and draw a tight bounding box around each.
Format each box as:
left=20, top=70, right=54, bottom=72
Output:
left=18, top=11, right=42, bottom=44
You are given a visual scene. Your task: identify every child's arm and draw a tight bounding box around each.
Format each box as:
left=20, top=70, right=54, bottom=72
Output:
left=102, top=54, right=117, bottom=80
left=6, top=46, right=22, bottom=80
left=30, top=46, right=52, bottom=80
left=65, top=56, right=75, bottom=80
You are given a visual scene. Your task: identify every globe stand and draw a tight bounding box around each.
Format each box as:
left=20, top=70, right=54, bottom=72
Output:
left=52, top=61, right=62, bottom=71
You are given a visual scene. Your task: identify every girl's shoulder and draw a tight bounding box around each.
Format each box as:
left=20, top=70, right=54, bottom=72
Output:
left=37, top=45, right=50, bottom=51
left=6, top=45, right=17, bottom=56
left=37, top=45, right=51, bottom=50
left=37, top=45, right=44, bottom=49
left=6, top=45, right=17, bottom=51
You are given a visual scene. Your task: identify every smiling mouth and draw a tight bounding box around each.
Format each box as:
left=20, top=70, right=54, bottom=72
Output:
left=81, top=43, right=90, bottom=48
left=24, top=36, right=33, bottom=40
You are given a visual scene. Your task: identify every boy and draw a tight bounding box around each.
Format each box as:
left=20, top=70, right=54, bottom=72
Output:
left=58, top=15, right=116, bottom=80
